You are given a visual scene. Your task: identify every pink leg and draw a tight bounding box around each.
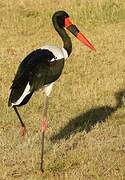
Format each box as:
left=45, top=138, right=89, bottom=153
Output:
left=40, top=95, right=49, bottom=172
left=13, top=107, right=27, bottom=138
left=20, top=126, right=27, bottom=137
left=40, top=118, right=47, bottom=132
left=40, top=117, right=47, bottom=173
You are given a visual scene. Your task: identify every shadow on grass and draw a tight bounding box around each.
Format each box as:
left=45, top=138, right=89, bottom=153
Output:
left=51, top=90, right=125, bottom=141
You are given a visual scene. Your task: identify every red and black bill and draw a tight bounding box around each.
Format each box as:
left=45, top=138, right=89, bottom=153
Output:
left=65, top=17, right=96, bottom=51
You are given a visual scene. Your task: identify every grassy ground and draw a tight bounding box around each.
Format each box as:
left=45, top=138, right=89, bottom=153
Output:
left=0, top=0, right=125, bottom=179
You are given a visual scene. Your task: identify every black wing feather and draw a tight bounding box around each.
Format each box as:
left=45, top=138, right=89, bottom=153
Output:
left=8, top=49, right=64, bottom=106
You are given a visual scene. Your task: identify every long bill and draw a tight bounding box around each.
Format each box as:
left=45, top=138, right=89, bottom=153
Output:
left=65, top=17, right=96, bottom=51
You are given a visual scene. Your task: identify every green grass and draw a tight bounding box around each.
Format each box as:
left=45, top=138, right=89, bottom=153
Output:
left=0, top=0, right=125, bottom=179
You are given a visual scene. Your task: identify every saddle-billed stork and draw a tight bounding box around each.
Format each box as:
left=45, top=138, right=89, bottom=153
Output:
left=8, top=10, right=96, bottom=172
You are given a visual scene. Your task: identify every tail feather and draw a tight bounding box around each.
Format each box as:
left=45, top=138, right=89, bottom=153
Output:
left=16, top=92, right=34, bottom=106
left=8, top=81, right=33, bottom=107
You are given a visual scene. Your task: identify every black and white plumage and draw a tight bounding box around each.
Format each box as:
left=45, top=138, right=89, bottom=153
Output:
left=8, top=46, right=68, bottom=107
left=8, top=10, right=95, bottom=172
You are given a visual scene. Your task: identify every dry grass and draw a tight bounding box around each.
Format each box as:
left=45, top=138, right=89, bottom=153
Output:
left=0, top=0, right=125, bottom=179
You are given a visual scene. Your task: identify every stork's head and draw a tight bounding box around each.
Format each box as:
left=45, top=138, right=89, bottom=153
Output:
left=52, top=10, right=96, bottom=51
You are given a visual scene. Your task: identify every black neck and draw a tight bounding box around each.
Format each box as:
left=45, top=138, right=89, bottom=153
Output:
left=52, top=18, right=72, bottom=57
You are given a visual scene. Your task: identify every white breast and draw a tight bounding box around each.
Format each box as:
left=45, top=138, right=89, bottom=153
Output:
left=43, top=83, right=54, bottom=96
left=41, top=45, right=68, bottom=60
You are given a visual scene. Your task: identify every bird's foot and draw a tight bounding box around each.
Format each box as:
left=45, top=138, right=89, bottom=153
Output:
left=40, top=119, right=47, bottom=132
left=20, top=126, right=27, bottom=137
left=40, top=167, right=44, bottom=174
